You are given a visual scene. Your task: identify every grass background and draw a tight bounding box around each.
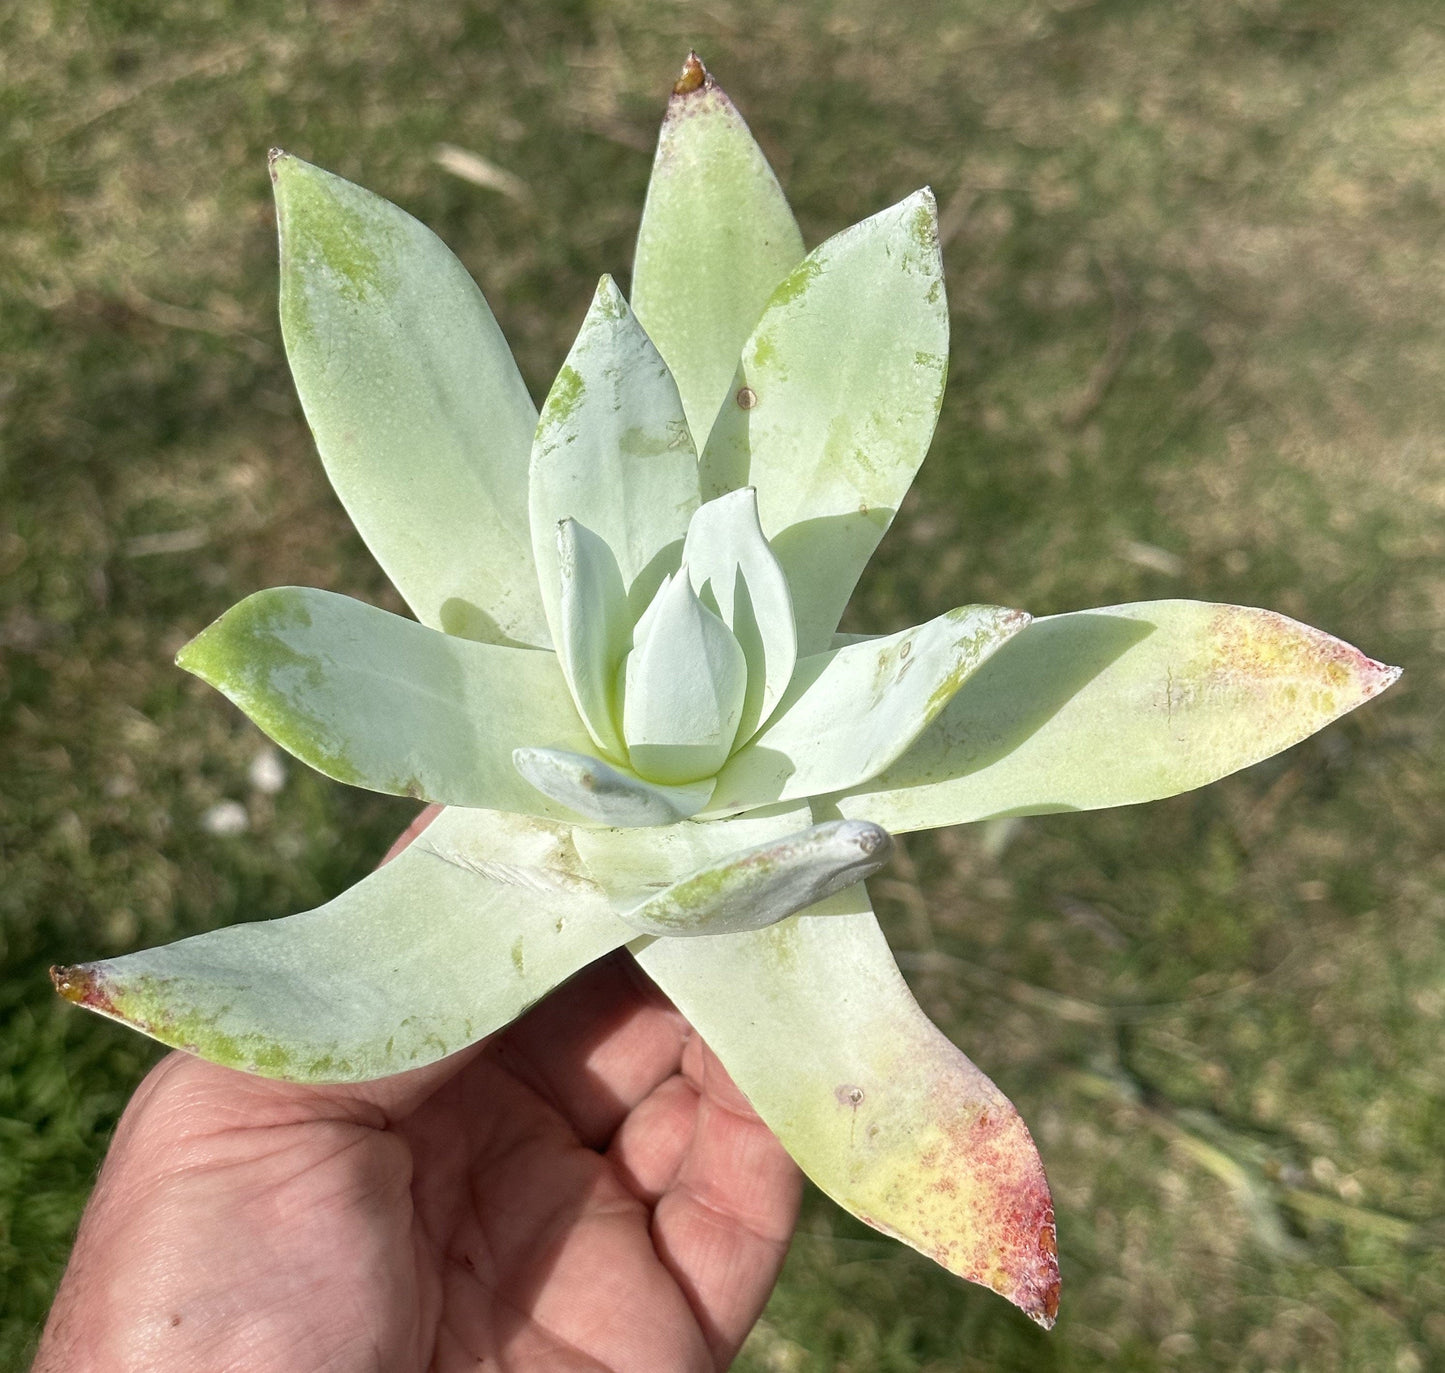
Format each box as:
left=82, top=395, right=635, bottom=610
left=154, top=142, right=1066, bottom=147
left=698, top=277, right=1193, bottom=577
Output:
left=2, top=0, right=1441, bottom=1367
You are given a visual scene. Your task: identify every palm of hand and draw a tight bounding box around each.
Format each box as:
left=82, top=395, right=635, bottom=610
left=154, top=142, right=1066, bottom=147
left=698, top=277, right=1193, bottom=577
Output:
left=37, top=951, right=800, bottom=1372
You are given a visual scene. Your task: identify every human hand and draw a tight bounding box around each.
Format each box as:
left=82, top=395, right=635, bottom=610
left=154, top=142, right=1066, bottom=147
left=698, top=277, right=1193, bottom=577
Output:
left=35, top=808, right=802, bottom=1371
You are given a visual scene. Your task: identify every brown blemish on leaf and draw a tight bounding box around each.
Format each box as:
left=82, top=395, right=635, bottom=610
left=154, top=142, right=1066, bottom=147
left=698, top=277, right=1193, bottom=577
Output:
left=51, top=964, right=117, bottom=1015
left=673, top=51, right=708, bottom=96
left=736, top=385, right=758, bottom=410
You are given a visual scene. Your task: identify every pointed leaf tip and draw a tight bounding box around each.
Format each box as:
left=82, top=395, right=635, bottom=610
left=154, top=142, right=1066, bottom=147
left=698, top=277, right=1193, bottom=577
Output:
left=673, top=51, right=708, bottom=96
left=950, top=1117, right=1060, bottom=1327
left=1371, top=661, right=1404, bottom=693
left=51, top=963, right=114, bottom=1013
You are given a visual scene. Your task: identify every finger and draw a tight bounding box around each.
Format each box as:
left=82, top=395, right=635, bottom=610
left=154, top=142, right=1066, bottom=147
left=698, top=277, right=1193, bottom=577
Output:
left=380, top=802, right=444, bottom=865
left=650, top=1037, right=803, bottom=1367
left=485, top=950, right=690, bottom=1147
left=607, top=1071, right=699, bottom=1204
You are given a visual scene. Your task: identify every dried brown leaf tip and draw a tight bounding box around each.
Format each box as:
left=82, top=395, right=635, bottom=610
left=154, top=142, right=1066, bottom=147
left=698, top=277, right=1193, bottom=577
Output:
left=51, top=963, right=114, bottom=1013
left=673, top=51, right=708, bottom=96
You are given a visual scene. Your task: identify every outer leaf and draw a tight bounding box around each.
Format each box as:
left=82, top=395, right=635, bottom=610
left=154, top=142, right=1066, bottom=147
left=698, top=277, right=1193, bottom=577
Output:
left=572, top=801, right=817, bottom=899
left=512, top=746, right=713, bottom=827
left=701, top=189, right=949, bottom=655
left=178, top=587, right=593, bottom=819
left=635, top=883, right=1060, bottom=1326
left=52, top=808, right=635, bottom=1082
left=706, top=605, right=1030, bottom=814
left=622, top=571, right=748, bottom=785
left=273, top=154, right=546, bottom=647
left=529, top=275, right=700, bottom=640
left=631, top=54, right=806, bottom=446
left=837, top=601, right=1403, bottom=833
left=618, top=819, right=890, bottom=937
left=556, top=519, right=630, bottom=759
left=682, top=487, right=797, bottom=740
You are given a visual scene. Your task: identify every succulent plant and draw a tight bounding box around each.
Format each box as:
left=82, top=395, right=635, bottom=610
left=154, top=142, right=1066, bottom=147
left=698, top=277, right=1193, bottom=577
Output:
left=52, top=54, right=1399, bottom=1327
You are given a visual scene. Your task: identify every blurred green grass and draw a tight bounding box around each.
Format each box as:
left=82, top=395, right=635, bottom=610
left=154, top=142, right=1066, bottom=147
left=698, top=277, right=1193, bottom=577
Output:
left=2, top=0, right=1442, bottom=1367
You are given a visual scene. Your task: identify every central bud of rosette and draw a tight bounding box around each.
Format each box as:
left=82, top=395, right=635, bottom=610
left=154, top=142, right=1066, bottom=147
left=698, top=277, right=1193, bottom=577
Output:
left=514, top=484, right=799, bottom=827
left=616, top=488, right=788, bottom=785
left=619, top=559, right=747, bottom=783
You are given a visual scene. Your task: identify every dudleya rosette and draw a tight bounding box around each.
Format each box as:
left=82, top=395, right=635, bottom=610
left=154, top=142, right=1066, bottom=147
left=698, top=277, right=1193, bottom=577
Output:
left=52, top=54, right=1400, bottom=1326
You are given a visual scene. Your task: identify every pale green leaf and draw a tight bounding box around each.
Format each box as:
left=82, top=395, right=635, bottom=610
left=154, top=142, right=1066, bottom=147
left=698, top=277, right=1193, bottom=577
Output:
left=529, top=275, right=700, bottom=643
left=622, top=571, right=748, bottom=785
left=556, top=519, right=630, bottom=759
left=631, top=55, right=805, bottom=446
left=635, top=883, right=1060, bottom=1325
left=700, top=189, right=949, bottom=655
left=682, top=487, right=797, bottom=740
left=178, top=587, right=592, bottom=818
left=837, top=601, right=1403, bottom=833
left=53, top=808, right=635, bottom=1082
left=618, top=819, right=890, bottom=937
left=706, top=605, right=1030, bottom=814
left=512, top=746, right=713, bottom=827
left=273, top=154, right=546, bottom=647
left=571, top=801, right=817, bottom=899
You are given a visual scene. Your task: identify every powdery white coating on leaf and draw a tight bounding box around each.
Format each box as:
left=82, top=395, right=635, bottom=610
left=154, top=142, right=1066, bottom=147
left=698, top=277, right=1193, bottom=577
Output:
left=52, top=808, right=635, bottom=1082
left=700, top=189, right=949, bottom=656
left=635, top=879, right=1059, bottom=1326
left=622, top=571, right=749, bottom=785
left=706, top=605, right=1030, bottom=813
left=838, top=601, right=1401, bottom=833
left=512, top=746, right=713, bottom=827
left=572, top=800, right=819, bottom=900
left=681, top=487, right=798, bottom=741
left=529, top=276, right=701, bottom=642
left=618, top=819, right=890, bottom=936
left=554, top=519, right=631, bottom=760
left=273, top=154, right=547, bottom=648
left=632, top=54, right=806, bottom=446
left=177, top=587, right=594, bottom=818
